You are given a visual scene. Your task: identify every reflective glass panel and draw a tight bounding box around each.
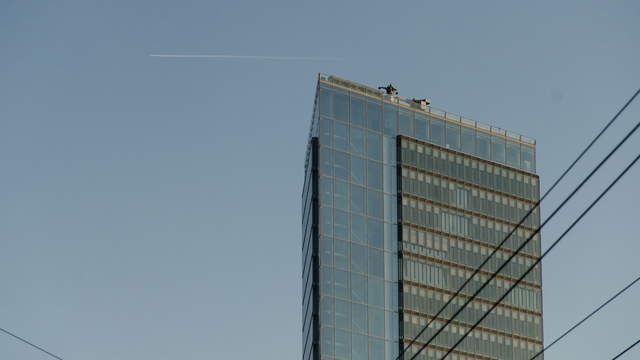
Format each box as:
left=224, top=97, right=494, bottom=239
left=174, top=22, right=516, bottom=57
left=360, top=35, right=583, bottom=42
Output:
left=334, top=121, right=349, bottom=152
left=351, top=213, right=366, bottom=244
left=350, top=156, right=365, bottom=185
left=383, top=104, right=397, bottom=135
left=446, top=123, right=461, bottom=150
left=461, top=127, right=475, bottom=154
left=477, top=133, right=491, bottom=159
left=366, top=102, right=382, bottom=131
left=350, top=127, right=365, bottom=155
left=430, top=117, right=444, bottom=145
left=334, top=92, right=349, bottom=122
left=350, top=96, right=365, bottom=127
left=399, top=110, right=413, bottom=136
left=350, top=185, right=365, bottom=214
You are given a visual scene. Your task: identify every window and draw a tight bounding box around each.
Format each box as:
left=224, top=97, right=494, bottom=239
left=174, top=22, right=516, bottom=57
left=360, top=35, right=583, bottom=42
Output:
left=334, top=92, right=349, bottom=122
left=492, top=137, right=506, bottom=163
left=334, top=180, right=348, bottom=210
left=521, top=146, right=535, bottom=172
left=334, top=122, right=349, bottom=151
left=335, top=329, right=351, bottom=359
left=367, top=160, right=382, bottom=190
left=335, top=299, right=350, bottom=329
left=335, top=240, right=349, bottom=270
left=350, top=185, right=365, bottom=214
left=477, top=133, right=490, bottom=159
left=430, top=117, right=444, bottom=145
left=350, top=156, right=365, bottom=185
left=399, top=110, right=413, bottom=136
left=321, top=117, right=332, bottom=146
left=383, top=104, right=397, bottom=135
left=446, top=123, right=461, bottom=150
left=351, top=273, right=367, bottom=303
left=320, top=176, right=332, bottom=206
left=367, top=190, right=383, bottom=218
left=368, top=248, right=384, bottom=278
left=367, top=218, right=383, bottom=248
left=350, top=96, right=365, bottom=127
left=321, top=326, right=334, bottom=356
left=321, top=296, right=334, bottom=326
left=334, top=209, right=349, bottom=240
left=368, top=307, right=385, bottom=337
left=350, top=127, right=365, bottom=155
left=335, top=269, right=350, bottom=299
left=320, top=147, right=332, bottom=176
left=351, top=214, right=366, bottom=244
left=368, top=277, right=384, bottom=308
left=366, top=131, right=382, bottom=161
left=351, top=303, right=368, bottom=333
left=506, top=141, right=521, bottom=168
left=415, top=113, right=429, bottom=141
left=320, top=206, right=332, bottom=236
left=320, top=236, right=333, bottom=265
left=461, top=127, right=475, bottom=154
left=334, top=151, right=349, bottom=180
left=352, top=333, right=368, bottom=360
left=319, top=88, right=332, bottom=118
left=351, top=243, right=368, bottom=274
left=366, top=102, right=382, bottom=131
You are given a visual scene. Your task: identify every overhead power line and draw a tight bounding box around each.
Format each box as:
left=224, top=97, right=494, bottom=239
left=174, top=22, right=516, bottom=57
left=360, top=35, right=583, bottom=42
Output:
left=530, top=273, right=640, bottom=360
left=397, top=87, right=640, bottom=360
left=0, top=327, right=64, bottom=360
left=611, top=337, right=640, bottom=359
left=440, top=151, right=640, bottom=359
left=408, top=95, right=640, bottom=360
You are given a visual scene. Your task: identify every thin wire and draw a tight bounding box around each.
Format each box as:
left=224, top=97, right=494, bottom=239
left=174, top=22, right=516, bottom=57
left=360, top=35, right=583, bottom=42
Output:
left=440, top=151, right=640, bottom=360
left=409, top=109, right=640, bottom=360
left=396, top=87, right=640, bottom=360
left=611, top=337, right=640, bottom=359
left=530, top=273, right=640, bottom=360
left=0, top=327, right=64, bottom=360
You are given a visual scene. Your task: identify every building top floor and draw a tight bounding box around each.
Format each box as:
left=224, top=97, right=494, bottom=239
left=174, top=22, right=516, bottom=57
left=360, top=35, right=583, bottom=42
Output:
left=317, top=74, right=537, bottom=173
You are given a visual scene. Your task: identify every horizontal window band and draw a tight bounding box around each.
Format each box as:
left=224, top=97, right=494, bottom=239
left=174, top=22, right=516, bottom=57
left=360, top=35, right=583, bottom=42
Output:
left=402, top=280, right=542, bottom=317
left=398, top=135, right=539, bottom=177
left=401, top=250, right=541, bottom=289
left=400, top=192, right=537, bottom=232
left=403, top=309, right=543, bottom=345
left=400, top=339, right=498, bottom=360
left=400, top=222, right=540, bottom=260
left=399, top=163, right=537, bottom=205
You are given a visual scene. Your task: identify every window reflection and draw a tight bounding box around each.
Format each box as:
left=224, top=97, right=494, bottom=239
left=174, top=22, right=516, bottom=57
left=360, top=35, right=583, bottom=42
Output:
left=430, top=117, right=444, bottom=145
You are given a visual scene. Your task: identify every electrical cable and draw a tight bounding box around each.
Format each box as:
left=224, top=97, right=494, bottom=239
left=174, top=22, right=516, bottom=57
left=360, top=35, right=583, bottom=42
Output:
left=409, top=112, right=640, bottom=360
left=529, top=273, right=640, bottom=360
left=396, top=87, right=640, bottom=360
left=0, top=327, right=64, bottom=360
left=439, top=151, right=640, bottom=359
left=611, top=337, right=640, bottom=359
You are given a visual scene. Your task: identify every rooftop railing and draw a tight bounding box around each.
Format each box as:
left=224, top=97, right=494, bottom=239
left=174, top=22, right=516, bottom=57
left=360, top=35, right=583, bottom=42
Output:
left=319, top=73, right=536, bottom=146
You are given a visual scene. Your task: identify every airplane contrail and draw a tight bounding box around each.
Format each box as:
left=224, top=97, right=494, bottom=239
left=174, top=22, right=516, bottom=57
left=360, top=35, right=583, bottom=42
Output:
left=149, top=54, right=342, bottom=61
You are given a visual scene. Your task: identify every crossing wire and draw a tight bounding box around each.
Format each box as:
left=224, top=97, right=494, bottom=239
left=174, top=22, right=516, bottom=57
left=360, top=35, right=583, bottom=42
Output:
left=396, top=87, right=640, bottom=360
left=611, top=337, right=640, bottom=359
left=439, top=151, right=640, bottom=359
left=530, top=273, right=640, bottom=360
left=409, top=101, right=640, bottom=360
left=0, top=327, right=64, bottom=360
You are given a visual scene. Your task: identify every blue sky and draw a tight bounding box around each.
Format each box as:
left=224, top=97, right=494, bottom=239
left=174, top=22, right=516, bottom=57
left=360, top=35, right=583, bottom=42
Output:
left=1, top=1, right=639, bottom=359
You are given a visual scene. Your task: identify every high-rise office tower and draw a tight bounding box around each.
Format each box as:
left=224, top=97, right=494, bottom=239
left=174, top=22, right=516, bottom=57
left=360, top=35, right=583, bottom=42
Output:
left=302, top=74, right=542, bottom=360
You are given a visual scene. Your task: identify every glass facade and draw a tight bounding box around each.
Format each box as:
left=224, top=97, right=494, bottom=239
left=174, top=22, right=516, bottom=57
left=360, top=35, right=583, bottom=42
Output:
left=303, top=75, right=542, bottom=360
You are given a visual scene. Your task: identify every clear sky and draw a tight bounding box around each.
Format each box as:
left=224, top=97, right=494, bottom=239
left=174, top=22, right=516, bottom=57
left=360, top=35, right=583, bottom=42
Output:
left=1, top=1, right=639, bottom=359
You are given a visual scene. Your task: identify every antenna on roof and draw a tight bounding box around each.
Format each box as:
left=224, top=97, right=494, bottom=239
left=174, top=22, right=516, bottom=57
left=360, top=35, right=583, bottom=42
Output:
left=378, top=84, right=398, bottom=95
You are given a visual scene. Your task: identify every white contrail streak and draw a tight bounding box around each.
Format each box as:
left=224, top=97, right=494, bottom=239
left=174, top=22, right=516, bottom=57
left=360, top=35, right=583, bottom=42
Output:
left=149, top=54, right=341, bottom=61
